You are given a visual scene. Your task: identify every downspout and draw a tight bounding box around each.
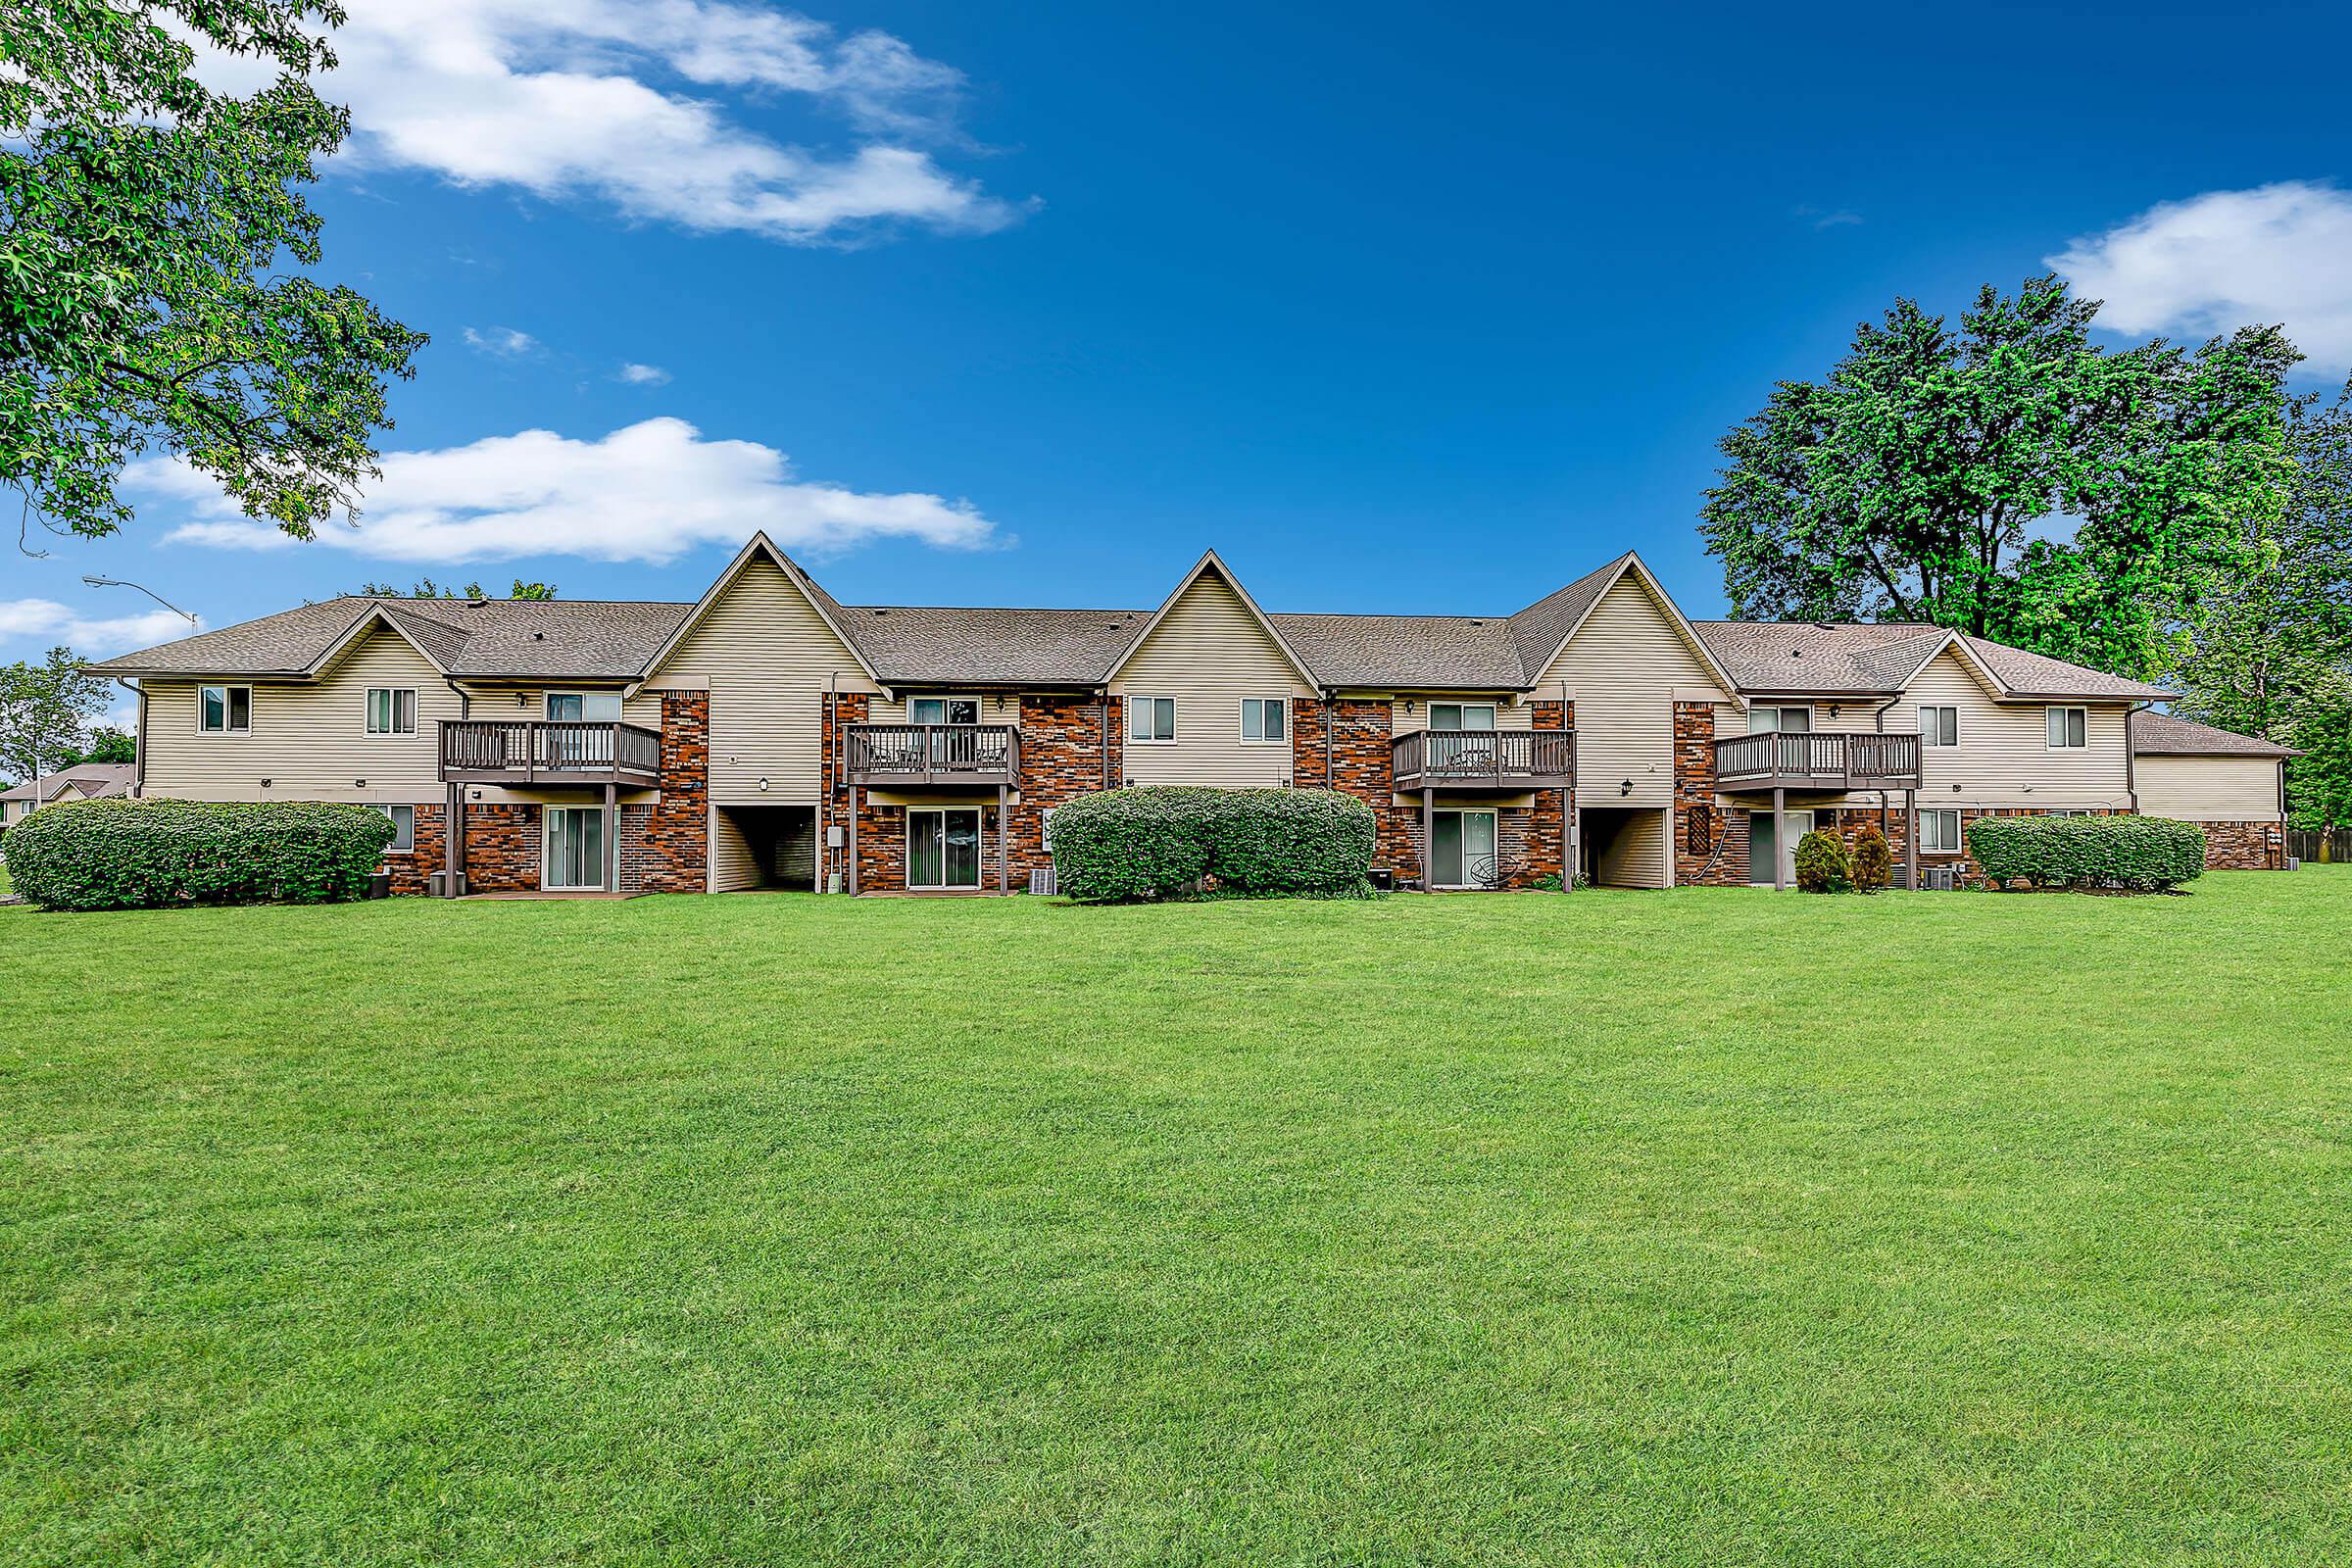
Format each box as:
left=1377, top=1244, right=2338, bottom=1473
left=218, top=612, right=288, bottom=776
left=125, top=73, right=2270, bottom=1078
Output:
left=1100, top=688, right=1110, bottom=790
left=2124, top=701, right=2150, bottom=812
left=1322, top=687, right=1334, bottom=788
left=823, top=671, right=840, bottom=893
left=1871, top=691, right=1904, bottom=836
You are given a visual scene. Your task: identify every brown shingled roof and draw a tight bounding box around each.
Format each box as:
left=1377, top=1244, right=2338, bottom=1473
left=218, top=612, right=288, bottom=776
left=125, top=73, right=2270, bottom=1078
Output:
left=2130, top=710, right=2299, bottom=758
left=1692, top=620, right=1947, bottom=693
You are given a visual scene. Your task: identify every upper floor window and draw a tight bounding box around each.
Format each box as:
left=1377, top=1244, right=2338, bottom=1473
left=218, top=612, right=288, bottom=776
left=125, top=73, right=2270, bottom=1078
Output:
left=1430, top=702, right=1495, bottom=731
left=367, top=688, right=416, bottom=735
left=199, top=685, right=251, bottom=734
left=547, top=692, right=622, bottom=722
left=1128, top=696, right=1176, bottom=742
left=1919, top=705, right=1959, bottom=747
left=1240, top=698, right=1287, bottom=743
left=1747, top=706, right=1812, bottom=734
left=2045, top=706, right=2087, bottom=749
left=910, top=696, right=980, bottom=725
left=371, top=804, right=416, bottom=853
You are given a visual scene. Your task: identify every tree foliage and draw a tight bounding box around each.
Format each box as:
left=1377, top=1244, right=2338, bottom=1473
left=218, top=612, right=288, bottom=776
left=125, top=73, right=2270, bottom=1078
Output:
left=2, top=1, right=426, bottom=546
left=0, top=647, right=114, bottom=792
left=56, top=725, right=135, bottom=766
left=352, top=578, right=561, bottom=601
left=1701, top=275, right=2298, bottom=677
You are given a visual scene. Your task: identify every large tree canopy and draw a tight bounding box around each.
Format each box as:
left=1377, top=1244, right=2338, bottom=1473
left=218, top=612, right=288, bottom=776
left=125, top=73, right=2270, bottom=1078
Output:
left=1, top=0, right=425, bottom=546
left=1699, top=275, right=2299, bottom=677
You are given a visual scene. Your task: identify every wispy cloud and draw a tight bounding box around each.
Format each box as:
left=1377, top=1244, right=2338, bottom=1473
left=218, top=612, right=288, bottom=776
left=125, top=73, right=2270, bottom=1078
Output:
left=2049, top=181, right=2352, bottom=368
left=0, top=601, right=203, bottom=658
left=134, top=417, right=999, bottom=565
left=182, top=1, right=1033, bottom=245
left=462, top=325, right=538, bottom=357
left=1792, top=205, right=1863, bottom=230
left=615, top=362, right=672, bottom=385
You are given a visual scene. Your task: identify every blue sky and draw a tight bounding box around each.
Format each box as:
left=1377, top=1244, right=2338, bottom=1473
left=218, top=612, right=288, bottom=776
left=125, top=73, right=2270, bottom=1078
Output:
left=13, top=0, right=2352, bottom=671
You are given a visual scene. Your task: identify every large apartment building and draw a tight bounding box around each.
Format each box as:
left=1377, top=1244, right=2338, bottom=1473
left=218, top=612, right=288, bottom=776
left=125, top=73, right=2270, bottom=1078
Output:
left=84, top=536, right=2292, bottom=895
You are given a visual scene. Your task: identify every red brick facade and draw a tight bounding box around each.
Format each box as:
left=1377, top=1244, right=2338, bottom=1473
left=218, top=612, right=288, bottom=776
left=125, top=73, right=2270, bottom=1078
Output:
left=2192, top=819, right=2285, bottom=870
left=1674, top=702, right=1741, bottom=886
left=459, top=804, right=541, bottom=892
left=622, top=690, right=709, bottom=893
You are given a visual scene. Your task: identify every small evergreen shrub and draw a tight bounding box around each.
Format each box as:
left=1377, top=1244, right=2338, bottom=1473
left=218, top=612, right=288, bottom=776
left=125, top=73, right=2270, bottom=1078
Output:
left=1050, top=786, right=1375, bottom=902
left=1793, top=828, right=1854, bottom=893
left=1852, top=824, right=1893, bottom=892
left=1964, top=814, right=2206, bottom=892
left=1, top=798, right=397, bottom=911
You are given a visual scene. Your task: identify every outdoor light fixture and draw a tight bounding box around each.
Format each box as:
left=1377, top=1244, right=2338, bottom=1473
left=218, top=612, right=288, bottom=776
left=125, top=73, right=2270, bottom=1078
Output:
left=516, top=693, right=528, bottom=708
left=354, top=779, right=366, bottom=788
left=1619, top=779, right=1634, bottom=796
left=81, top=575, right=200, bottom=629
left=260, top=778, right=271, bottom=789
left=759, top=777, right=770, bottom=791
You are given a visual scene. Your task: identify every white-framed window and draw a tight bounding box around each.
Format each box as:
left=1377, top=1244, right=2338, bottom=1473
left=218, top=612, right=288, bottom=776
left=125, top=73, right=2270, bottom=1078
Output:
left=909, top=696, right=981, bottom=725
left=1240, top=697, right=1287, bottom=743
left=1919, top=705, right=1958, bottom=747
left=1920, top=808, right=1963, bottom=854
left=366, top=687, right=417, bottom=735
left=1747, top=705, right=1813, bottom=734
left=547, top=691, right=624, bottom=722
left=1430, top=702, right=1496, bottom=730
left=1128, top=695, right=1176, bottom=742
left=1042, top=806, right=1056, bottom=853
left=2046, top=706, right=2087, bottom=749
left=371, top=804, right=416, bottom=854
left=2045, top=808, right=2096, bottom=818
left=198, top=684, right=251, bottom=734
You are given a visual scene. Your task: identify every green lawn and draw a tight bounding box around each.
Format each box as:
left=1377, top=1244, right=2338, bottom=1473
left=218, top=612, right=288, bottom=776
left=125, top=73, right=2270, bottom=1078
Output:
left=4, top=875, right=2350, bottom=1566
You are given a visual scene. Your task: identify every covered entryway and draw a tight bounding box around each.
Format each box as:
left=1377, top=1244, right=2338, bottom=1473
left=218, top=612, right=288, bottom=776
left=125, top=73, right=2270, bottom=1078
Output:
left=1747, top=808, right=1815, bottom=888
left=1577, top=806, right=1672, bottom=888
left=712, top=805, right=816, bottom=891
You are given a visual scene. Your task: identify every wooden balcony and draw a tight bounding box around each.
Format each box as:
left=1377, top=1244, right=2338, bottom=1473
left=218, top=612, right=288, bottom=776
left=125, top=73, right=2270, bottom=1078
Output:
left=1391, top=728, right=1575, bottom=791
left=1712, top=730, right=1921, bottom=793
left=439, top=719, right=662, bottom=787
left=847, top=723, right=1020, bottom=787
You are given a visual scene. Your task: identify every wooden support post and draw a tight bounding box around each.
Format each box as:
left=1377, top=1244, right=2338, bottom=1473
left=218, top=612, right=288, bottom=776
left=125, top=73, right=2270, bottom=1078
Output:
left=997, top=784, right=1009, bottom=895
left=1421, top=787, right=1434, bottom=890
left=1562, top=791, right=1573, bottom=892
left=603, top=782, right=618, bottom=893
left=1772, top=785, right=1788, bottom=892
left=444, top=781, right=463, bottom=898
left=1905, top=789, right=1919, bottom=891
left=847, top=784, right=858, bottom=897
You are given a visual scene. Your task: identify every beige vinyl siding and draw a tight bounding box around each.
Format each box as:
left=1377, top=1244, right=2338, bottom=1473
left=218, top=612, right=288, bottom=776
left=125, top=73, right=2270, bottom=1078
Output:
left=2135, top=755, right=2283, bottom=822
left=137, top=627, right=456, bottom=803
left=1389, top=696, right=1533, bottom=732
left=709, top=808, right=759, bottom=891
left=1893, top=651, right=2132, bottom=808
left=1112, top=568, right=1312, bottom=787
left=1534, top=575, right=1728, bottom=808
left=1597, top=808, right=1668, bottom=887
left=867, top=693, right=1025, bottom=725
left=652, top=556, right=874, bottom=804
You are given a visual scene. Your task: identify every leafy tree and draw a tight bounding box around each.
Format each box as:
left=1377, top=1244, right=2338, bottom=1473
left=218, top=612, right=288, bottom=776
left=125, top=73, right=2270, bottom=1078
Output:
left=56, top=726, right=135, bottom=766
left=2285, top=679, right=2352, bottom=839
left=351, top=578, right=560, bottom=600
left=3, top=1, right=426, bottom=546
left=1701, top=275, right=2298, bottom=677
left=0, top=648, right=113, bottom=805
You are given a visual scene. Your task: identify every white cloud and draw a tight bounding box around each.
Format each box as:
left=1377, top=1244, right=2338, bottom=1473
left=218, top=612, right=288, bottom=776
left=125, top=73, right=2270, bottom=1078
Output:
left=182, top=1, right=1028, bottom=244
left=2049, top=181, right=2352, bottom=368
left=134, top=417, right=998, bottom=565
left=616, top=362, right=672, bottom=385
left=0, top=602, right=203, bottom=658
left=462, top=325, right=538, bottom=357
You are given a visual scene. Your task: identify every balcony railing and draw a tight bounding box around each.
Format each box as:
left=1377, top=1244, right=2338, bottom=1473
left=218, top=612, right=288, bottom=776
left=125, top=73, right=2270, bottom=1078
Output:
left=1391, top=728, right=1575, bottom=791
left=438, top=719, right=662, bottom=786
left=1712, top=730, right=1921, bottom=792
left=847, top=723, right=1020, bottom=786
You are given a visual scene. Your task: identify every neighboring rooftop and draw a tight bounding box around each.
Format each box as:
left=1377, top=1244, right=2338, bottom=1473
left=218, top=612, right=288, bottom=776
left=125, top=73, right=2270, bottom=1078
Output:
left=2130, top=710, right=2300, bottom=758
left=0, top=762, right=135, bottom=804
left=1692, top=620, right=1949, bottom=694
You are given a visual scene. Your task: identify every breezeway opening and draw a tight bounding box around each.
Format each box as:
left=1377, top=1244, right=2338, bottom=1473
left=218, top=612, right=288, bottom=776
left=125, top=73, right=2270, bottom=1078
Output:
left=712, top=805, right=816, bottom=892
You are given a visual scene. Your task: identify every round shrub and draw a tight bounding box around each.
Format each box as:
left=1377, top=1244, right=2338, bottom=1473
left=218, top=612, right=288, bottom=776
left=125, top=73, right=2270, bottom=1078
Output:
left=1050, top=786, right=1375, bottom=902
left=1851, top=824, right=1893, bottom=892
left=1964, top=813, right=2206, bottom=892
left=1793, top=827, right=1853, bottom=893
left=1, top=798, right=397, bottom=911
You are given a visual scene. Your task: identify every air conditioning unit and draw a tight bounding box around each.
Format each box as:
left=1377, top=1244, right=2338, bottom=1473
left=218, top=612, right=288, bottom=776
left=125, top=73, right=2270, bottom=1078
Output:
left=1028, top=866, right=1058, bottom=896
left=1923, top=864, right=1958, bottom=892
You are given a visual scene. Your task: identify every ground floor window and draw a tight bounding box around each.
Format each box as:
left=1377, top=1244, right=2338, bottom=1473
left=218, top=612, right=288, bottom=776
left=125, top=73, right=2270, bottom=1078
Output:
left=1430, top=808, right=1496, bottom=888
left=908, top=808, right=983, bottom=888
left=371, top=804, right=416, bottom=853
left=545, top=807, right=608, bottom=890
left=1920, top=808, right=1963, bottom=853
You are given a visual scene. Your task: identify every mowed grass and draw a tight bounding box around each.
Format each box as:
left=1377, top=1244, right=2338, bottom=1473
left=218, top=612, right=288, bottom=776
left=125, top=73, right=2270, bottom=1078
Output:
left=4, top=875, right=2350, bottom=1566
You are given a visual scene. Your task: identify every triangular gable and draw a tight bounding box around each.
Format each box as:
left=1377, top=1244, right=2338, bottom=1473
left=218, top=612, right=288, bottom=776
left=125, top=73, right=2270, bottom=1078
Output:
left=1101, top=550, right=1320, bottom=688
left=1935, top=637, right=2015, bottom=701
left=307, top=604, right=458, bottom=680
left=1535, top=553, right=1746, bottom=701
left=636, top=532, right=881, bottom=686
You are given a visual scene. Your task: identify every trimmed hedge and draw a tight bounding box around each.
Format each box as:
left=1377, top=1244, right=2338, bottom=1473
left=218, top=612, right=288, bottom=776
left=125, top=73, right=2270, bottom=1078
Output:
left=1051, top=786, right=1375, bottom=902
left=1793, top=828, right=1853, bottom=893
left=1964, top=813, right=2207, bottom=892
left=1, top=798, right=397, bottom=910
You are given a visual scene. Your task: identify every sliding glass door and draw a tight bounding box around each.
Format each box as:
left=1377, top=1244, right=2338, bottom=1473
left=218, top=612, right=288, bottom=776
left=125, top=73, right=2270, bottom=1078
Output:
left=1748, top=808, right=1813, bottom=887
left=1430, top=809, right=1497, bottom=889
left=908, top=808, right=983, bottom=889
left=545, top=807, right=608, bottom=890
